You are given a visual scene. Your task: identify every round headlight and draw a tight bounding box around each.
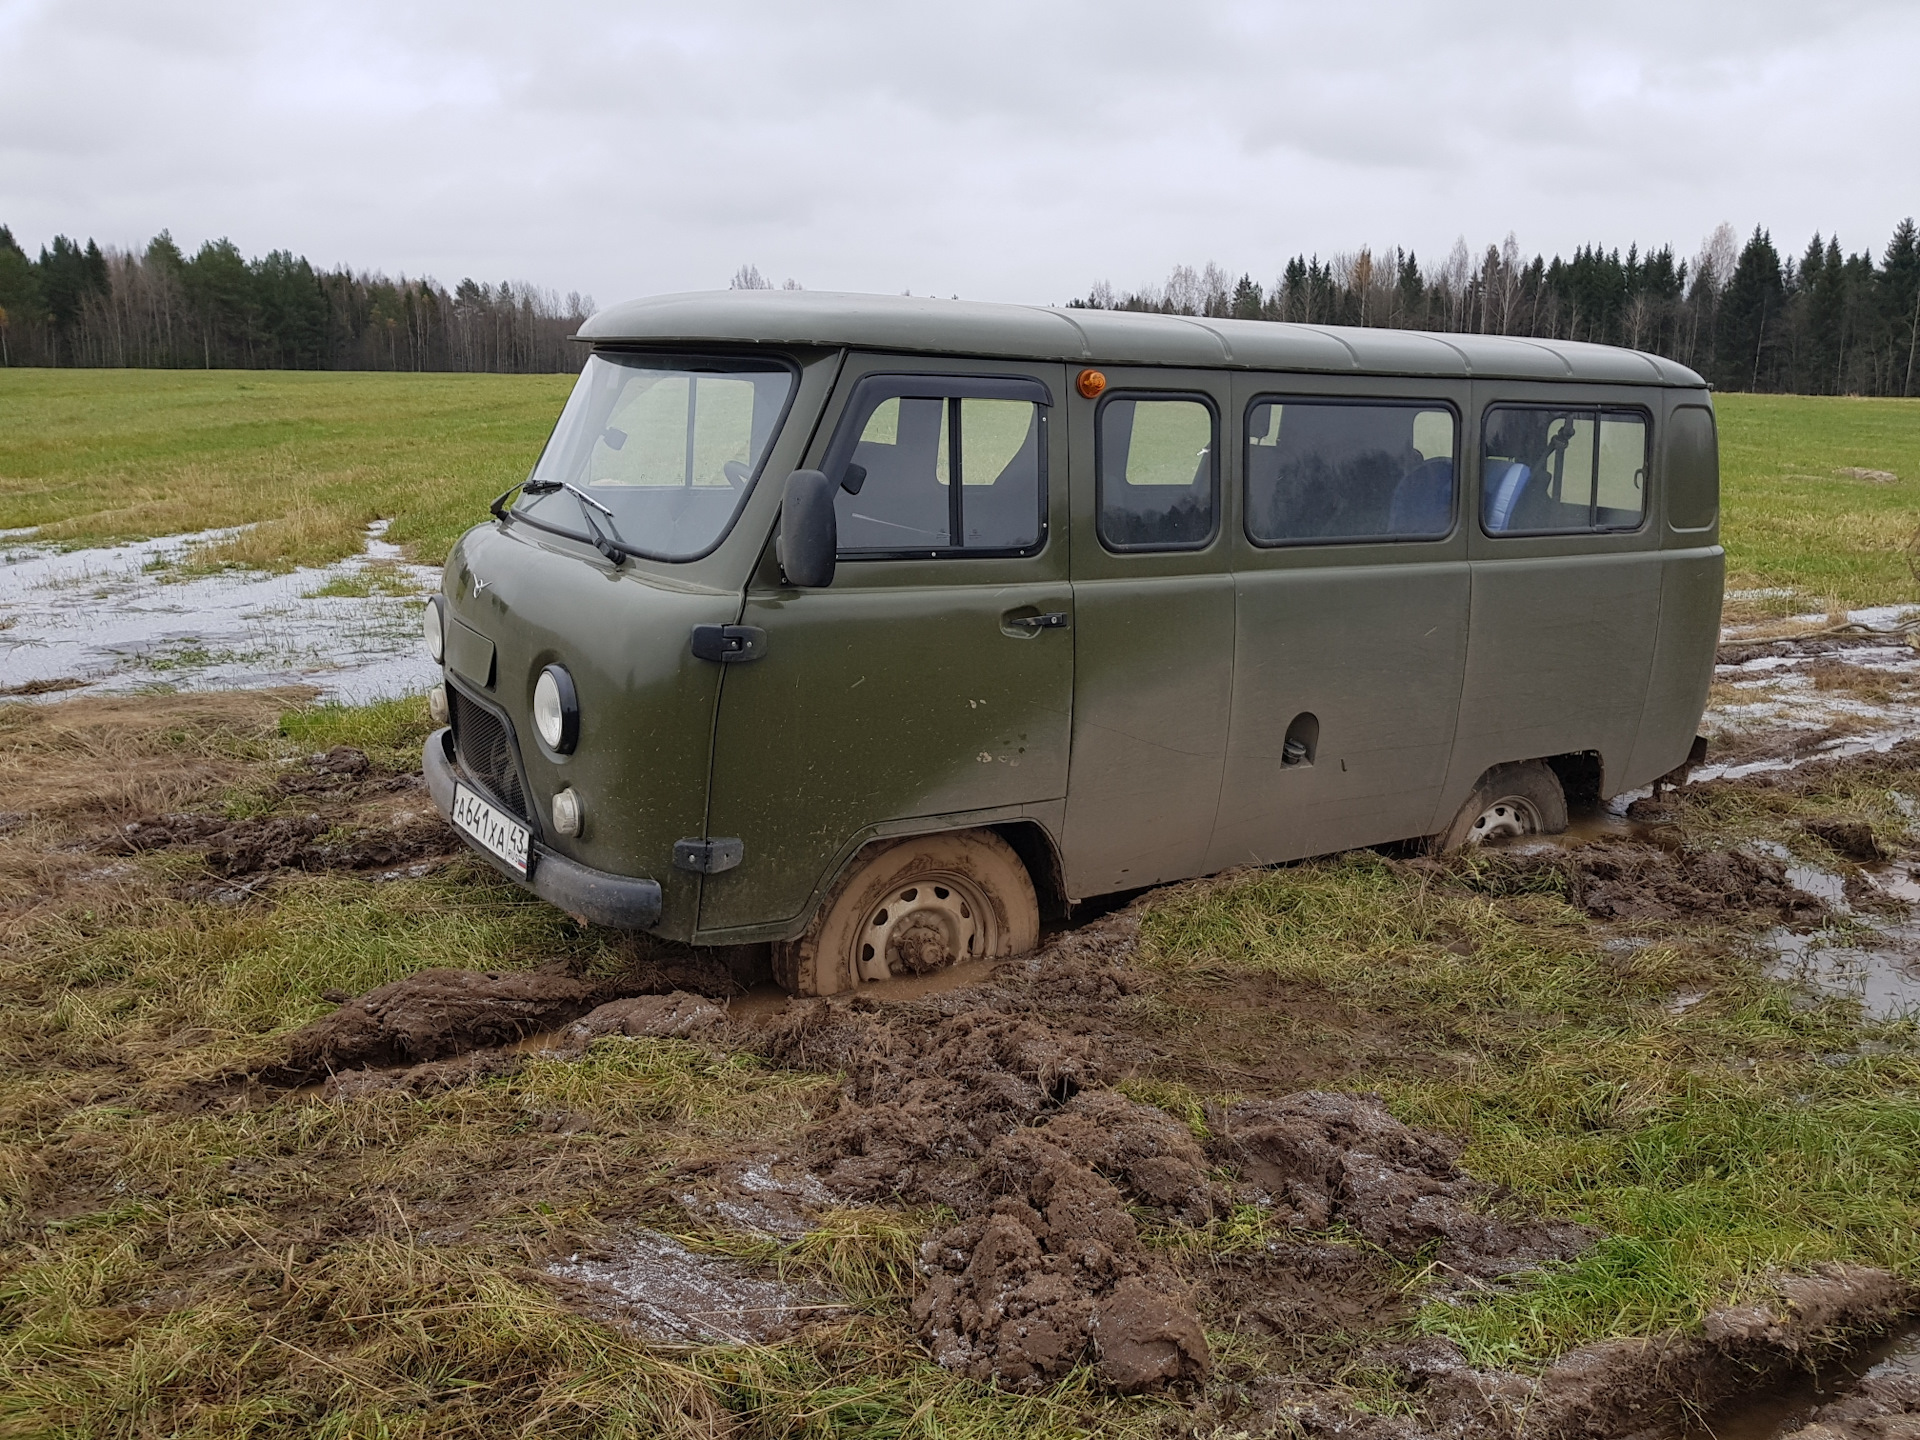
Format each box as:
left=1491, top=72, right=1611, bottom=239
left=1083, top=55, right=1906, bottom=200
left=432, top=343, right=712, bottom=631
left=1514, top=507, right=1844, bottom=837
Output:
left=423, top=596, right=445, bottom=663
left=533, top=665, right=578, bottom=753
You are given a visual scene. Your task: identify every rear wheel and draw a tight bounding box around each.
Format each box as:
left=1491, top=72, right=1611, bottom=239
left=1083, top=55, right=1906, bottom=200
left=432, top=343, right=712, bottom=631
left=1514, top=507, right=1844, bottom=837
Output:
left=1433, top=761, right=1568, bottom=851
left=773, top=831, right=1040, bottom=996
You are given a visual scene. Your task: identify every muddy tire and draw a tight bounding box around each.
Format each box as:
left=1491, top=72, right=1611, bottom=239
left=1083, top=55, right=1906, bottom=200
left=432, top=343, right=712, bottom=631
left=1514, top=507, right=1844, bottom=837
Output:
left=1432, top=761, right=1568, bottom=851
left=772, top=831, right=1040, bottom=996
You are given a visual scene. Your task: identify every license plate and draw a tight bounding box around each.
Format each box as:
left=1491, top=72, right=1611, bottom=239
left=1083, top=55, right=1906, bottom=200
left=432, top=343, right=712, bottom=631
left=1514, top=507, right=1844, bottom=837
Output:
left=451, top=782, right=532, bottom=875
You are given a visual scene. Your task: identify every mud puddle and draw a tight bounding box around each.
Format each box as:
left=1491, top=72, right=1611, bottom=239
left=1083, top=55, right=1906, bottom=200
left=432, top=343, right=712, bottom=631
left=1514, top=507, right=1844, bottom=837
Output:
left=1734, top=841, right=1920, bottom=1019
left=723, top=955, right=1003, bottom=1023
left=544, top=1229, right=836, bottom=1345
left=1703, top=607, right=1920, bottom=783
left=1684, top=1320, right=1920, bottom=1439
left=0, top=521, right=440, bottom=702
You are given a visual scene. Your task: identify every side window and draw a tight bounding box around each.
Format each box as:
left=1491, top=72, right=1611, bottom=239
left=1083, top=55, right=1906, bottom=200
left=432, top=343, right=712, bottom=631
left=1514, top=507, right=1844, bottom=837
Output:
left=831, top=386, right=1045, bottom=556
left=1245, top=399, right=1456, bottom=545
left=1665, top=405, right=1719, bottom=531
left=1097, top=395, right=1217, bottom=550
left=1482, top=405, right=1647, bottom=535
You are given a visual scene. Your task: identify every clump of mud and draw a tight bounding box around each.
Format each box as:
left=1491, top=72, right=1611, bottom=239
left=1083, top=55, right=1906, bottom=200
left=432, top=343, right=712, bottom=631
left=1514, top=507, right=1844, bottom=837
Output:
left=750, top=908, right=1592, bottom=1396
left=322, top=1048, right=523, bottom=1100
left=1460, top=838, right=1828, bottom=925
left=1804, top=818, right=1887, bottom=863
left=1212, top=1092, right=1596, bottom=1279
left=273, top=964, right=737, bottom=1084
left=913, top=1093, right=1215, bottom=1393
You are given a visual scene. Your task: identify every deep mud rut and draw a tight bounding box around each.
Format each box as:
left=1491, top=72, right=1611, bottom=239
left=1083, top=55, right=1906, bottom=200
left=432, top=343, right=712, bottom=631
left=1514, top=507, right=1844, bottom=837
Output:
left=96, top=744, right=462, bottom=896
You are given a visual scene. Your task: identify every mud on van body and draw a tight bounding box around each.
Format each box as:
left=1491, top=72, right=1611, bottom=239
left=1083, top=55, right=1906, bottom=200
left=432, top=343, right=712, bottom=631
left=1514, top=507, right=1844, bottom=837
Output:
left=420, top=290, right=1722, bottom=995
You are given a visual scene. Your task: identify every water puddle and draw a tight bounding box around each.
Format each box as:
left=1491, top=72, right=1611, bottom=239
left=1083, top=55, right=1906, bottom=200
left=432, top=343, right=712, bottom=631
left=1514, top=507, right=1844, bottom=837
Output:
left=1684, top=1320, right=1920, bottom=1439
left=545, top=1228, right=837, bottom=1345
left=0, top=522, right=440, bottom=702
left=1704, top=607, right=1920, bottom=783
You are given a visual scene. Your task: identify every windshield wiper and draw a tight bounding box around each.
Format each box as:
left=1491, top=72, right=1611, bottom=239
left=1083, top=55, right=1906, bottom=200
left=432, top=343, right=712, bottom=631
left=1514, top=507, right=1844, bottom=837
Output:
left=490, top=479, right=635, bottom=566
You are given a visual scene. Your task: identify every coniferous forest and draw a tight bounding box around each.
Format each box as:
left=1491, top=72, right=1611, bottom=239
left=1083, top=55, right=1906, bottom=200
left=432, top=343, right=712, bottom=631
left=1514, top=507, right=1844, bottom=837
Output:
left=1072, top=221, right=1920, bottom=397
left=0, top=227, right=592, bottom=373
left=3, top=220, right=1918, bottom=393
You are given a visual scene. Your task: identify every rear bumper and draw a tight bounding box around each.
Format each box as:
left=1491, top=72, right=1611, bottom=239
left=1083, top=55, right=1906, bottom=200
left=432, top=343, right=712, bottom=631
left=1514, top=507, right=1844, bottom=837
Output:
left=423, top=727, right=663, bottom=930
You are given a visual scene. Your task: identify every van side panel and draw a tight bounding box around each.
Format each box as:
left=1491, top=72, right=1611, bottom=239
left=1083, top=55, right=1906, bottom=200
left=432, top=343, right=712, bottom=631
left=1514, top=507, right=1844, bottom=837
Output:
left=1211, top=569, right=1467, bottom=864
left=1626, top=393, right=1723, bottom=785
left=1446, top=550, right=1662, bottom=813
left=1064, top=572, right=1235, bottom=890
left=1625, top=547, right=1723, bottom=785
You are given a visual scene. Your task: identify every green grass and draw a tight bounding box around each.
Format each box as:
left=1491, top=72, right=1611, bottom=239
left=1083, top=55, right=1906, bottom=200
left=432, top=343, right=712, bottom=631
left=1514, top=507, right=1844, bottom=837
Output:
left=0, top=369, right=572, bottom=568
left=4, top=375, right=1919, bottom=609
left=1717, top=393, right=1920, bottom=613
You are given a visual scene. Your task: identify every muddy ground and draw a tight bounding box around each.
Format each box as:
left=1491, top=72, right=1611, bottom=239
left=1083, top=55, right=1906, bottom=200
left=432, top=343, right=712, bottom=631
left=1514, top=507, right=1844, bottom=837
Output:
left=5, top=646, right=1920, bottom=1437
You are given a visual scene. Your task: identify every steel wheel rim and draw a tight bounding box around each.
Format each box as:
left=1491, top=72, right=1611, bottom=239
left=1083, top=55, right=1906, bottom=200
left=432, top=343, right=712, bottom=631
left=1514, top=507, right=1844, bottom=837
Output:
left=857, top=871, right=993, bottom=983
left=1467, top=795, right=1542, bottom=844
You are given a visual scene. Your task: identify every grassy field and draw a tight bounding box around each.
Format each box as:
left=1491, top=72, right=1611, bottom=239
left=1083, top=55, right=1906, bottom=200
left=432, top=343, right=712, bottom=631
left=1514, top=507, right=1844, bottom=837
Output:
left=2, top=372, right=1919, bottom=609
left=0, top=370, right=572, bottom=571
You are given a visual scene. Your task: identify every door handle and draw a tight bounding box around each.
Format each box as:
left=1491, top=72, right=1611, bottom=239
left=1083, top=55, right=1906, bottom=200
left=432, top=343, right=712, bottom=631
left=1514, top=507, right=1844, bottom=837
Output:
left=1004, top=611, right=1070, bottom=631
left=690, top=624, right=768, bottom=663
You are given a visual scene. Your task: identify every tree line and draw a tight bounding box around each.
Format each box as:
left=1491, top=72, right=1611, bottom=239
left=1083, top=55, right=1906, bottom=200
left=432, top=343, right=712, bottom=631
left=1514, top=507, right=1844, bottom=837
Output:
left=1073, top=221, right=1920, bottom=397
left=8, top=220, right=1919, bottom=393
left=0, top=226, right=592, bottom=372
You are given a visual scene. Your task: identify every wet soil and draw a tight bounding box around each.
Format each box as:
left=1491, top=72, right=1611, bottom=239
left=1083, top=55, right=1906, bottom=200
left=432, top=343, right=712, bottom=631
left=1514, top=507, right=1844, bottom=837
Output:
left=99, top=746, right=460, bottom=888
left=1460, top=837, right=1832, bottom=926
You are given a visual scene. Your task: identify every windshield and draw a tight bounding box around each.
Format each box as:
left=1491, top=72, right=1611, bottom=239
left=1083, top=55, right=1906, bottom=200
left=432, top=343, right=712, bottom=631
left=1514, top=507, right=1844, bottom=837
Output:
left=517, top=353, right=795, bottom=560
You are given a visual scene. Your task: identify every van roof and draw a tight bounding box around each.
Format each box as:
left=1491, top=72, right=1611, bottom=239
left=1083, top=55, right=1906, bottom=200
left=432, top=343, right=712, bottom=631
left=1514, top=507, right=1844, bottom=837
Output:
left=578, top=289, right=1707, bottom=388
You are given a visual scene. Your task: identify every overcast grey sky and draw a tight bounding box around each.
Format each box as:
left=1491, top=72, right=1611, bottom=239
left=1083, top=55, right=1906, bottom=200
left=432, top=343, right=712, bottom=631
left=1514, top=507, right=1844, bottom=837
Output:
left=3, top=0, right=1916, bottom=306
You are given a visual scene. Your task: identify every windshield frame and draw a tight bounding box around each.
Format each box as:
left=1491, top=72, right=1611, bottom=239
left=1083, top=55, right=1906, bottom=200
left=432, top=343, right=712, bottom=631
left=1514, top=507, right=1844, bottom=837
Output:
left=511, top=346, right=804, bottom=565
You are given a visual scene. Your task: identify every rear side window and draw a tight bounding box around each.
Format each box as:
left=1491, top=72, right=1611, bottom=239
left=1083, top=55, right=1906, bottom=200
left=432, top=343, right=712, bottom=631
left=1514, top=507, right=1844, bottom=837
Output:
left=824, top=376, right=1048, bottom=557
left=1482, top=405, right=1648, bottom=535
left=1097, top=395, right=1218, bottom=550
left=1665, top=405, right=1719, bottom=531
left=1245, top=399, right=1456, bottom=545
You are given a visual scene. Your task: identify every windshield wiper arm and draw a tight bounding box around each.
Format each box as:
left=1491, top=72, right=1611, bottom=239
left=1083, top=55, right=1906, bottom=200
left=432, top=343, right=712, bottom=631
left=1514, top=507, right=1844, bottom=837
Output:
left=490, top=480, right=634, bottom=566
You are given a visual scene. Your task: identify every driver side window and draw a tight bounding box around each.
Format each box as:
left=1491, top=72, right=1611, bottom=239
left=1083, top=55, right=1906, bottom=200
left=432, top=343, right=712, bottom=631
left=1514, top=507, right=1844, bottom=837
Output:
left=830, top=382, right=1047, bottom=556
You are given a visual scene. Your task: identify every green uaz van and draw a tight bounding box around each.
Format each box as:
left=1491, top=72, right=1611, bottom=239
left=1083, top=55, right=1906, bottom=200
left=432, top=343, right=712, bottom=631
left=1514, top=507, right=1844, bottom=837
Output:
left=420, top=290, right=1721, bottom=994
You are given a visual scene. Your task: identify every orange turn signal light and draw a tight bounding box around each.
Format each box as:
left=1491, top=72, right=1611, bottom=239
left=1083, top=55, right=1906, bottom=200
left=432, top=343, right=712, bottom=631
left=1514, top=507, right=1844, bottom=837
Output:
left=1076, top=368, right=1107, bottom=399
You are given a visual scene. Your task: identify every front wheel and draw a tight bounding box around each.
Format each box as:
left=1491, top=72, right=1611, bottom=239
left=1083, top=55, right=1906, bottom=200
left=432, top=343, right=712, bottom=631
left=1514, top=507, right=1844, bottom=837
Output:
left=773, top=831, right=1040, bottom=996
left=1432, top=761, right=1568, bottom=851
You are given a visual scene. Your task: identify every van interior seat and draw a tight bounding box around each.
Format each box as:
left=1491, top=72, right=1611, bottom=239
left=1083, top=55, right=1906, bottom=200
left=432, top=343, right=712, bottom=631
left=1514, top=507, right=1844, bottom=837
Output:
left=1483, top=460, right=1534, bottom=532
left=1387, top=457, right=1452, bottom=534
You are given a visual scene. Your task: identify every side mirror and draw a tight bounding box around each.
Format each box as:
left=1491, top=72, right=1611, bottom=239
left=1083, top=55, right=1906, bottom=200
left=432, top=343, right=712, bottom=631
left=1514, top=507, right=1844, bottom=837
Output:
left=777, top=470, right=837, bottom=588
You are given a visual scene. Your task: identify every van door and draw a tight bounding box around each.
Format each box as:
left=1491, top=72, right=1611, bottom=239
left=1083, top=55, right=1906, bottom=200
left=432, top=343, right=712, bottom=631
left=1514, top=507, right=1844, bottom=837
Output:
left=1060, top=371, right=1235, bottom=896
left=1206, top=379, right=1473, bottom=867
left=696, top=359, right=1073, bottom=938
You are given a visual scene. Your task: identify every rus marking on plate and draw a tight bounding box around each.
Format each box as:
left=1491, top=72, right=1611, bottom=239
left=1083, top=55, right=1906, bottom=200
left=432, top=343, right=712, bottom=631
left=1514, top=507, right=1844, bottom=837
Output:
left=451, top=782, right=531, bottom=874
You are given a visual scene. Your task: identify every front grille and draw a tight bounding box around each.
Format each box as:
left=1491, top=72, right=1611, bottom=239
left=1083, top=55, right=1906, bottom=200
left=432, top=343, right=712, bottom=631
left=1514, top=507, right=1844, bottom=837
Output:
left=448, top=686, right=532, bottom=822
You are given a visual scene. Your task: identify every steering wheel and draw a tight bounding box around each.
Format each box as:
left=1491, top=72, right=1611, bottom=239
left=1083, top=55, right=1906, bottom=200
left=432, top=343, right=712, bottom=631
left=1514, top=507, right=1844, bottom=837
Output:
left=723, top=460, right=752, bottom=490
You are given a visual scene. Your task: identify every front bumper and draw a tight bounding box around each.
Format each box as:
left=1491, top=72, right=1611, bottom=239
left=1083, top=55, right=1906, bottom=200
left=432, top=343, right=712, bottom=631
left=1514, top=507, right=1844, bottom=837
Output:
left=423, top=727, right=663, bottom=929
